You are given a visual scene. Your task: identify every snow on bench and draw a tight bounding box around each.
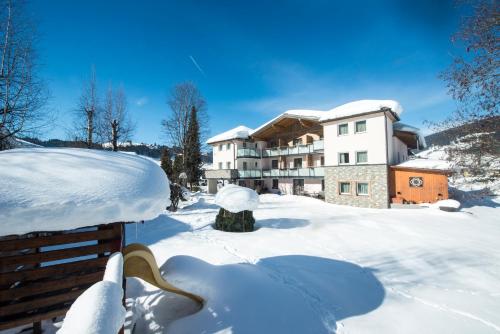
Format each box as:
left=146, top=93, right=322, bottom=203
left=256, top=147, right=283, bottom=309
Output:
left=58, top=253, right=126, bottom=334
left=0, top=148, right=170, bottom=236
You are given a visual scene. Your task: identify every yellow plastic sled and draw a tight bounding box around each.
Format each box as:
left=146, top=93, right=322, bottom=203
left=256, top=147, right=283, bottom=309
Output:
left=123, top=243, right=204, bottom=306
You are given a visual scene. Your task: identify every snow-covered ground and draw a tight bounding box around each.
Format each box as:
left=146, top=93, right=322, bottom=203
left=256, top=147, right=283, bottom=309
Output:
left=125, top=193, right=500, bottom=334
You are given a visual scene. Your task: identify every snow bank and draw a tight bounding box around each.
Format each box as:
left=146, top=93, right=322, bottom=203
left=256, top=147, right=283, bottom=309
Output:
left=58, top=280, right=126, bottom=334
left=396, top=158, right=452, bottom=171
left=393, top=122, right=427, bottom=148
left=103, top=252, right=124, bottom=285
left=215, top=184, right=259, bottom=213
left=434, top=199, right=461, bottom=210
left=206, top=125, right=253, bottom=144
left=319, top=100, right=403, bottom=122
left=0, top=148, right=170, bottom=236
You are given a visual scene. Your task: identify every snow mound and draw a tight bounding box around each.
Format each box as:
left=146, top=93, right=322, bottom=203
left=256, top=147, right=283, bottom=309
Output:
left=395, top=158, right=452, bottom=171
left=206, top=125, right=253, bottom=144
left=434, top=199, right=461, bottom=210
left=58, top=280, right=126, bottom=334
left=320, top=99, right=403, bottom=122
left=0, top=148, right=170, bottom=236
left=215, top=184, right=259, bottom=213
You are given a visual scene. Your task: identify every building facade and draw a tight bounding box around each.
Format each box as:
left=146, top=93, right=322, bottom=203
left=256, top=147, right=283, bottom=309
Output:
left=205, top=100, right=425, bottom=208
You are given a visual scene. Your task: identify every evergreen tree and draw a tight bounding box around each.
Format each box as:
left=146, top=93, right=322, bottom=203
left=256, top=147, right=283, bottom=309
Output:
left=172, top=154, right=184, bottom=183
left=185, top=106, right=203, bottom=190
left=160, top=148, right=173, bottom=181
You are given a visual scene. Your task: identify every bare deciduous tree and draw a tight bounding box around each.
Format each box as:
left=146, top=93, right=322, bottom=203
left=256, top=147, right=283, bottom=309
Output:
left=0, top=0, right=49, bottom=150
left=73, top=67, right=99, bottom=148
left=430, top=0, right=499, bottom=178
left=99, top=85, right=134, bottom=151
left=162, top=82, right=208, bottom=163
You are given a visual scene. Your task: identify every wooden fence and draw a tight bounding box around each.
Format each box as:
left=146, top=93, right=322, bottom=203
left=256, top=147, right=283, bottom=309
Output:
left=0, top=223, right=124, bottom=333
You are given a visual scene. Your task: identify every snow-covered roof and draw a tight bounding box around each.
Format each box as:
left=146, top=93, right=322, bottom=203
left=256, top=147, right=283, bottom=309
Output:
left=206, top=125, right=253, bottom=144
left=394, top=158, right=452, bottom=171
left=319, top=100, right=403, bottom=123
left=250, top=109, right=324, bottom=136
left=393, top=122, right=427, bottom=148
left=215, top=184, right=259, bottom=213
left=0, top=148, right=170, bottom=236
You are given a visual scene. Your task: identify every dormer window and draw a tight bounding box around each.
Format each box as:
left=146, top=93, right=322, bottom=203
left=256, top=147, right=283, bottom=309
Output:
left=355, top=120, right=366, bottom=133
left=338, top=123, right=348, bottom=136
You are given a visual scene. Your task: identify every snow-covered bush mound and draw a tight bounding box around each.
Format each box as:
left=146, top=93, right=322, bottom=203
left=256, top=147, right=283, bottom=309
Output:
left=58, top=280, right=126, bottom=334
left=215, top=184, right=259, bottom=213
left=0, top=148, right=170, bottom=236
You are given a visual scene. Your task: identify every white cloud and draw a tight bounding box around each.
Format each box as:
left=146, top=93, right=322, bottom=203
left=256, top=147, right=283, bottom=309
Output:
left=135, top=97, right=149, bottom=107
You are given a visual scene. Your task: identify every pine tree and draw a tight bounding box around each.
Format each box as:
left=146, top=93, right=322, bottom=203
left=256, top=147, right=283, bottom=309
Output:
left=172, top=154, right=184, bottom=183
left=160, top=148, right=173, bottom=181
left=185, top=106, right=203, bottom=190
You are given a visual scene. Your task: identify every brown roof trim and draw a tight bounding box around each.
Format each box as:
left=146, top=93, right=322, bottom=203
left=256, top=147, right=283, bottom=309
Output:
left=390, top=165, right=453, bottom=175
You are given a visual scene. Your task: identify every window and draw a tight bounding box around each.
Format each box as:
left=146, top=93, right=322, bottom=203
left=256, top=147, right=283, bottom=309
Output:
left=255, top=143, right=258, bottom=149
left=356, top=151, right=368, bottom=164
left=321, top=179, right=325, bottom=191
left=238, top=180, right=246, bottom=187
left=271, top=159, right=279, bottom=169
left=338, top=123, right=348, bottom=135
left=339, top=182, right=351, bottom=195
left=243, top=142, right=247, bottom=148
left=320, top=156, right=325, bottom=166
left=218, top=144, right=223, bottom=151
left=226, top=143, right=231, bottom=150
left=218, top=162, right=223, bottom=169
left=293, top=138, right=302, bottom=145
left=294, top=158, right=302, bottom=168
left=339, top=152, right=349, bottom=164
left=226, top=162, right=231, bottom=169
left=272, top=179, right=279, bottom=189
left=254, top=161, right=258, bottom=168
left=242, top=161, right=248, bottom=170
left=357, top=182, right=369, bottom=196
left=355, top=120, right=366, bottom=133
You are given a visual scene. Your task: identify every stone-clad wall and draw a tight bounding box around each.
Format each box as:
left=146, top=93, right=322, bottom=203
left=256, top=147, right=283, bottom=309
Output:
left=324, top=164, right=389, bottom=208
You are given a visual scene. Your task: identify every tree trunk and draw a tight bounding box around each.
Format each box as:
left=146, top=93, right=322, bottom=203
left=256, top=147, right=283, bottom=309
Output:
left=87, top=112, right=93, bottom=148
left=111, top=119, right=118, bottom=152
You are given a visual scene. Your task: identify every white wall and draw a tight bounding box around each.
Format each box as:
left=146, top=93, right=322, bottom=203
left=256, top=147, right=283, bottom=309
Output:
left=391, top=136, right=408, bottom=165
left=212, top=141, right=235, bottom=169
left=323, top=112, right=389, bottom=166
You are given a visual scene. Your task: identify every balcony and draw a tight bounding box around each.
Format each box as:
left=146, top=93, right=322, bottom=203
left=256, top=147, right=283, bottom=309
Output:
left=261, top=140, right=324, bottom=157
left=261, top=167, right=324, bottom=178
left=238, top=169, right=262, bottom=178
left=236, top=148, right=260, bottom=158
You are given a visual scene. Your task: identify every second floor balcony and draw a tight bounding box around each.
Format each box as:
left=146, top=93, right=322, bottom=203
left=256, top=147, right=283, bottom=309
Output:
left=235, top=140, right=324, bottom=158
left=236, top=148, right=260, bottom=158
left=262, top=167, right=324, bottom=178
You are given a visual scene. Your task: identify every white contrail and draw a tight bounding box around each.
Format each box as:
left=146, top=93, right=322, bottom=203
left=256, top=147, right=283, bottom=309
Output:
left=189, top=55, right=206, bottom=76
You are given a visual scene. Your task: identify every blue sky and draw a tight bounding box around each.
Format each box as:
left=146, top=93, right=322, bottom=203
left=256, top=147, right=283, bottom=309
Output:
left=31, top=0, right=464, bottom=144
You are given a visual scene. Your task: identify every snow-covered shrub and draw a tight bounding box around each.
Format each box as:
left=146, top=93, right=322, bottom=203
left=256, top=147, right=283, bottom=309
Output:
left=215, top=208, right=255, bottom=232
left=214, top=184, right=259, bottom=232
